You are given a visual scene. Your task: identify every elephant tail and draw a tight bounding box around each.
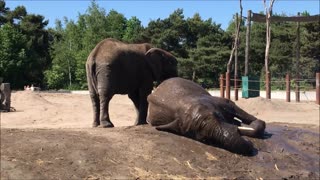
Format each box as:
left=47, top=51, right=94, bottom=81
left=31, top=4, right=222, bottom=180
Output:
left=86, top=59, right=98, bottom=94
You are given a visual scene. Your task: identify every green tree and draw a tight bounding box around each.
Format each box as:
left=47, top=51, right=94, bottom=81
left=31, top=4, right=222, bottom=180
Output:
left=144, top=9, right=188, bottom=58
left=123, top=16, right=144, bottom=43
left=0, top=1, right=50, bottom=89
left=0, top=0, right=9, bottom=25
left=19, top=14, right=51, bottom=86
left=105, top=10, right=126, bottom=40
left=182, top=31, right=231, bottom=87
left=144, top=9, right=232, bottom=87
left=46, top=1, right=129, bottom=89
left=299, top=12, right=319, bottom=88
left=0, top=24, right=27, bottom=87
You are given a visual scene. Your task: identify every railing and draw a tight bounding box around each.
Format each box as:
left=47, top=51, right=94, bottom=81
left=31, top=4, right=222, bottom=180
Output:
left=220, top=72, right=320, bottom=105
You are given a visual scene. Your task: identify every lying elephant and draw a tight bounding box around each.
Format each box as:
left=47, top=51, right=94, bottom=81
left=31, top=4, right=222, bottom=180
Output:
left=147, top=77, right=266, bottom=155
left=86, top=38, right=178, bottom=128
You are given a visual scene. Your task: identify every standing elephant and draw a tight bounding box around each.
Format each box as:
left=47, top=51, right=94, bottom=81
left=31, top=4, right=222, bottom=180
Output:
left=86, top=38, right=178, bottom=128
left=147, top=77, right=266, bottom=155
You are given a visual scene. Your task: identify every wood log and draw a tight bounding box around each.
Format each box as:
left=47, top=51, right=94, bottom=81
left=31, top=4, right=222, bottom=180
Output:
left=0, top=83, right=11, bottom=112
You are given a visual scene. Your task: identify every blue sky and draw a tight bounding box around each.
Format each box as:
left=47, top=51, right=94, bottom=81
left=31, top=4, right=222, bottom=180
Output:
left=5, top=0, right=320, bottom=30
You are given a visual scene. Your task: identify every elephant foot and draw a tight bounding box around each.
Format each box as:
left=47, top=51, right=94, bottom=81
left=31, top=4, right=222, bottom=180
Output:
left=92, top=121, right=100, bottom=128
left=99, top=120, right=114, bottom=128
left=239, top=119, right=266, bottom=138
left=249, top=119, right=266, bottom=138
left=135, top=121, right=148, bottom=126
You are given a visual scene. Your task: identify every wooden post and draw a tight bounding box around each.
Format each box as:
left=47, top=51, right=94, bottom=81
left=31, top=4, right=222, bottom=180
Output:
left=266, top=72, right=271, bottom=99
left=192, top=70, right=196, bottom=82
left=316, top=72, right=319, bottom=105
left=234, top=75, right=238, bottom=101
left=227, top=3, right=242, bottom=84
left=245, top=10, right=251, bottom=76
left=263, top=0, right=275, bottom=100
left=226, top=72, right=230, bottom=100
left=0, top=83, right=11, bottom=112
left=68, top=40, right=72, bottom=87
left=286, top=73, right=290, bottom=102
left=220, top=74, right=225, bottom=98
left=295, top=12, right=301, bottom=103
left=234, top=13, right=239, bottom=101
left=295, top=79, right=300, bottom=102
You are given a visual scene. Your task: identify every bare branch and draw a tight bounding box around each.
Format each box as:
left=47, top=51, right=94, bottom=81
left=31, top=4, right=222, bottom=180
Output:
left=263, top=0, right=267, bottom=13
left=227, top=0, right=243, bottom=73
left=264, top=0, right=276, bottom=18
left=269, top=0, right=276, bottom=12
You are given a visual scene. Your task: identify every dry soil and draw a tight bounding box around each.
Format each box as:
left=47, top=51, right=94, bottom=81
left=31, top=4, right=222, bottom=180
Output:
left=1, top=91, right=319, bottom=179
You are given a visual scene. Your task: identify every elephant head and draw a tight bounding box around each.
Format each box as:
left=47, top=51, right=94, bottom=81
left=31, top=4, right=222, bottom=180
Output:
left=147, top=77, right=266, bottom=155
left=145, top=48, right=178, bottom=83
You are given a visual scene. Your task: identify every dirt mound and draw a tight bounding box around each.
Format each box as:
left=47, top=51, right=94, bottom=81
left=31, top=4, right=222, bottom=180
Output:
left=1, top=123, right=319, bottom=179
left=1, top=92, right=320, bottom=179
left=12, top=91, right=54, bottom=107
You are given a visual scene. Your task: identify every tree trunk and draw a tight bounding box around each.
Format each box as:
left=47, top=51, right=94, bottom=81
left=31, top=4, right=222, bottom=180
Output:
left=0, top=83, right=11, bottom=112
left=192, top=70, right=196, bottom=82
left=245, top=10, right=251, bottom=76
left=263, top=0, right=275, bottom=100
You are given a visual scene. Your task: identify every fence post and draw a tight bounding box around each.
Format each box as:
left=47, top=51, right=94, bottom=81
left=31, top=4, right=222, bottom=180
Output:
left=226, top=72, right=230, bottom=100
left=220, top=74, right=225, bottom=98
left=266, top=72, right=271, bottom=99
left=286, top=73, right=291, bottom=102
left=295, top=78, right=300, bottom=102
left=234, top=75, right=238, bottom=101
left=295, top=13, right=301, bottom=103
left=316, top=72, right=320, bottom=105
left=245, top=10, right=251, bottom=76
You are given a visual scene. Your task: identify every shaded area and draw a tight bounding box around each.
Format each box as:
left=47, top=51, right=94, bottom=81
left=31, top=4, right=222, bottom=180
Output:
left=1, top=123, right=319, bottom=179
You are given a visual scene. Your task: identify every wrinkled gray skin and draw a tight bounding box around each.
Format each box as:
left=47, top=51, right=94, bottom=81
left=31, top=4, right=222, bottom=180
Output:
left=147, top=77, right=266, bottom=155
left=86, top=38, right=178, bottom=128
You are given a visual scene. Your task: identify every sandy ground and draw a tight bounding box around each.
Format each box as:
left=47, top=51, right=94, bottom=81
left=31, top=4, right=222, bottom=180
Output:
left=1, top=91, right=319, bottom=179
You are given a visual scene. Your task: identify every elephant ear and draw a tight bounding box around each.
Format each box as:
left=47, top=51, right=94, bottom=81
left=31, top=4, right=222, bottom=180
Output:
left=145, top=48, right=164, bottom=81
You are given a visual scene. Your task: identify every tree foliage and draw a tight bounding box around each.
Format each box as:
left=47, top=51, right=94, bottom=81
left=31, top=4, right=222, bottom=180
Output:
left=1, top=0, right=319, bottom=90
left=0, top=0, right=50, bottom=89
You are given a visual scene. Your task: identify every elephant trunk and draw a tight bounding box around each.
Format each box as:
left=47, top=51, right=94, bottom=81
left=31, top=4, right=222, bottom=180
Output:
left=202, top=121, right=254, bottom=155
left=218, top=122, right=254, bottom=155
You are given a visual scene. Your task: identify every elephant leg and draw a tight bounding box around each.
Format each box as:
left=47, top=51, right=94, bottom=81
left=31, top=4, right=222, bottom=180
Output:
left=98, top=88, right=114, bottom=128
left=135, top=90, right=150, bottom=125
left=216, top=122, right=254, bottom=155
left=136, top=99, right=148, bottom=125
left=96, top=65, right=115, bottom=128
left=129, top=90, right=149, bottom=125
left=87, top=66, right=100, bottom=128
left=231, top=103, right=266, bottom=138
left=89, top=92, right=100, bottom=127
left=198, top=117, right=254, bottom=155
left=128, top=90, right=140, bottom=124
